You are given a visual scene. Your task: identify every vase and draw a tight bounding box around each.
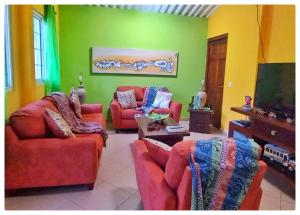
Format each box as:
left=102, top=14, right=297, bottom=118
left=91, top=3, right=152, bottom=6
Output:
left=196, top=90, right=207, bottom=108
left=77, top=85, right=86, bottom=104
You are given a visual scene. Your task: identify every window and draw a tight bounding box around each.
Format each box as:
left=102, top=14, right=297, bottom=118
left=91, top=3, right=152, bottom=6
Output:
left=33, top=11, right=46, bottom=81
left=5, top=5, right=13, bottom=89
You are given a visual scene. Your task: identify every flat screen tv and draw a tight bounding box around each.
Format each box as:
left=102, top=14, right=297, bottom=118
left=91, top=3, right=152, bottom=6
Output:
left=254, top=63, right=295, bottom=117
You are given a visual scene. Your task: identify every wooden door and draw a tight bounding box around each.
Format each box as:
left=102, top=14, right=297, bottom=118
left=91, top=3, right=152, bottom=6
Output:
left=205, top=34, right=228, bottom=129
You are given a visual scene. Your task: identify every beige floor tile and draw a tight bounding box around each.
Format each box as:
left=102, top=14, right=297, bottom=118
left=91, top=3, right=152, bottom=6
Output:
left=55, top=200, right=83, bottom=210
left=105, top=166, right=138, bottom=194
left=281, top=200, right=295, bottom=210
left=5, top=194, right=71, bottom=210
left=261, top=179, right=281, bottom=199
left=116, top=195, right=143, bottom=210
left=259, top=193, right=281, bottom=210
left=62, top=181, right=132, bottom=210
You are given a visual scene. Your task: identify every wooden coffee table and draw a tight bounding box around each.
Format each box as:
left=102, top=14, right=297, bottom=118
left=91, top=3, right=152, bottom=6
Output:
left=135, top=117, right=190, bottom=146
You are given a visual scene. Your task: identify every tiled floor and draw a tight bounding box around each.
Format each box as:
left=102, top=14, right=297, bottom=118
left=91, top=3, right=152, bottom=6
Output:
left=5, top=121, right=295, bottom=210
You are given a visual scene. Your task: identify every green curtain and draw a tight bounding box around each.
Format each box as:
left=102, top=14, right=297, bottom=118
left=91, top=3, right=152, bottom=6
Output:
left=45, top=5, right=61, bottom=94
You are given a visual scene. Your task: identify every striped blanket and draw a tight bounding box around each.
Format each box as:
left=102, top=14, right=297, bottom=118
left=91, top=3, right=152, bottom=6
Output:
left=190, top=137, right=260, bottom=210
left=139, top=86, right=168, bottom=114
left=44, top=92, right=108, bottom=146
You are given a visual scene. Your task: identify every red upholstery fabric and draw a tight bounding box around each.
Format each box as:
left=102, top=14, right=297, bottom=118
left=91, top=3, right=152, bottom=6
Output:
left=121, top=109, right=143, bottom=119
left=169, top=101, right=182, bottom=122
left=81, top=104, right=103, bottom=114
left=132, top=139, right=267, bottom=210
left=132, top=140, right=177, bottom=210
left=165, top=140, right=195, bottom=190
left=110, top=86, right=182, bottom=129
left=9, top=100, right=58, bottom=139
left=144, top=138, right=171, bottom=168
left=110, top=99, right=122, bottom=128
left=136, top=101, right=143, bottom=107
left=117, top=86, right=144, bottom=101
left=5, top=102, right=106, bottom=190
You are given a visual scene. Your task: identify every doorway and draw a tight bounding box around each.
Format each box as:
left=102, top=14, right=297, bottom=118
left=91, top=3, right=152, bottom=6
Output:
left=205, top=34, right=228, bottom=129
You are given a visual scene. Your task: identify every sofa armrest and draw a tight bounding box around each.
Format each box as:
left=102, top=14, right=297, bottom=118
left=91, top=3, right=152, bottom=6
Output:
left=177, top=166, right=192, bottom=210
left=110, top=99, right=122, bottom=128
left=169, top=101, right=182, bottom=122
left=81, top=104, right=103, bottom=114
left=5, top=133, right=99, bottom=189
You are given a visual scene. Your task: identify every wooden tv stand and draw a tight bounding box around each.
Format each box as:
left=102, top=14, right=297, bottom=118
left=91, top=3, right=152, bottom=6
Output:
left=228, top=107, right=295, bottom=152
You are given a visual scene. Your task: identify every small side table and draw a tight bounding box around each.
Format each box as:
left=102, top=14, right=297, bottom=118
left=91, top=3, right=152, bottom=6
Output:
left=188, top=108, right=213, bottom=133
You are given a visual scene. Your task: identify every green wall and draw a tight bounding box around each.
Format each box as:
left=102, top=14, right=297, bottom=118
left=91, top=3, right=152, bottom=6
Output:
left=59, top=5, right=208, bottom=119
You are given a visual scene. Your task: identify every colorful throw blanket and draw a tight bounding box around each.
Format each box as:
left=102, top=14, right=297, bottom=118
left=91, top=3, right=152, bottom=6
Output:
left=44, top=92, right=108, bottom=146
left=190, top=137, right=260, bottom=210
left=139, top=86, right=168, bottom=114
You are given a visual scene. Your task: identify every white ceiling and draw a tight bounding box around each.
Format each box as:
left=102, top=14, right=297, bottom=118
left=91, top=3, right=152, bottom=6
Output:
left=99, top=5, right=219, bottom=18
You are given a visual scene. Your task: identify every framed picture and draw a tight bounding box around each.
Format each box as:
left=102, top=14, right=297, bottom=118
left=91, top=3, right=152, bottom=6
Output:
left=92, top=47, right=178, bottom=76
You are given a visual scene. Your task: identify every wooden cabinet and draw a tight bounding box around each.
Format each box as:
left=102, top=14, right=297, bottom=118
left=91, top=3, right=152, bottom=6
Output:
left=188, top=109, right=213, bottom=133
left=228, top=107, right=295, bottom=152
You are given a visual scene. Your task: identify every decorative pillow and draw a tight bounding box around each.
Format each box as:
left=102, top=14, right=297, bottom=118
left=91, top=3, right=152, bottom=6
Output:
left=152, top=91, right=173, bottom=108
left=117, top=89, right=137, bottom=109
left=44, top=108, right=74, bottom=138
left=143, top=138, right=171, bottom=168
left=70, top=88, right=82, bottom=118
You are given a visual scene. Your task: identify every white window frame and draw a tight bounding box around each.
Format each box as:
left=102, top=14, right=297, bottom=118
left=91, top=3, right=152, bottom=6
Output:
left=5, top=5, right=13, bottom=90
left=33, top=10, right=46, bottom=82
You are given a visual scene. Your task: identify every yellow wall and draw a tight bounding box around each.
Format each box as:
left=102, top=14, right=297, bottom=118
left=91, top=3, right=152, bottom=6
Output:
left=260, top=5, right=295, bottom=62
left=208, top=5, right=260, bottom=131
left=207, top=5, right=295, bottom=131
left=5, top=5, right=59, bottom=118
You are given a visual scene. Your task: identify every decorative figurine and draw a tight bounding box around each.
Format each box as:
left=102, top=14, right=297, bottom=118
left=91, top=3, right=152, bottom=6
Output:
left=77, top=73, right=86, bottom=104
left=242, top=96, right=252, bottom=111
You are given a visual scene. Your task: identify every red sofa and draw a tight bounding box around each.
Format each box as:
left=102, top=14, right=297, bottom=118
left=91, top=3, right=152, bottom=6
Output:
left=132, top=139, right=267, bottom=210
left=5, top=99, right=106, bottom=191
left=110, top=86, right=182, bottom=130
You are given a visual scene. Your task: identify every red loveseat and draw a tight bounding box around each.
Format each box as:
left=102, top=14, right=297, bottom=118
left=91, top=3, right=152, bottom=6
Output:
left=110, top=86, right=182, bottom=130
left=132, top=139, right=267, bottom=210
left=5, top=99, right=106, bottom=192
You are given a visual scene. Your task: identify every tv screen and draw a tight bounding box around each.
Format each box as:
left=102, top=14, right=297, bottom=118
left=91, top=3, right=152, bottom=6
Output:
left=254, top=63, right=295, bottom=117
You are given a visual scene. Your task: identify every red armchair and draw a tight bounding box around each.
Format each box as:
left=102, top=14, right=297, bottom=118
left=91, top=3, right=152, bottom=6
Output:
left=132, top=139, right=267, bottom=210
left=5, top=99, right=106, bottom=191
left=110, top=86, right=182, bottom=130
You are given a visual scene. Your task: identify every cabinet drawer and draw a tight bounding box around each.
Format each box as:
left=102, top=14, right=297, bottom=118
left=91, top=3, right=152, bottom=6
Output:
left=189, top=121, right=209, bottom=133
left=253, top=121, right=295, bottom=148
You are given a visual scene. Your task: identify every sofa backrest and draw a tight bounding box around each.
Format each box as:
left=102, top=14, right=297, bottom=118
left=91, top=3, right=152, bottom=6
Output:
left=164, top=140, right=195, bottom=190
left=9, top=99, right=58, bottom=139
left=114, top=86, right=145, bottom=101
left=164, top=139, right=264, bottom=191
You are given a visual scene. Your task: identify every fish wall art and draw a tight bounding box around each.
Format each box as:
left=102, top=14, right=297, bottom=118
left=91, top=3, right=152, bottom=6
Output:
left=92, top=47, right=178, bottom=76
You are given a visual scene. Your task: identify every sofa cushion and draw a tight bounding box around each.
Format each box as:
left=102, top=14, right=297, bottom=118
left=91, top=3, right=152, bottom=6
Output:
left=121, top=109, right=143, bottom=119
left=70, top=88, right=82, bottom=119
left=117, top=89, right=137, bottom=109
left=44, top=108, right=74, bottom=138
left=144, top=138, right=171, bottom=168
left=152, top=91, right=173, bottom=108
left=165, top=140, right=195, bottom=190
left=9, top=100, right=58, bottom=139
left=117, top=86, right=144, bottom=101
left=82, top=113, right=106, bottom=129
